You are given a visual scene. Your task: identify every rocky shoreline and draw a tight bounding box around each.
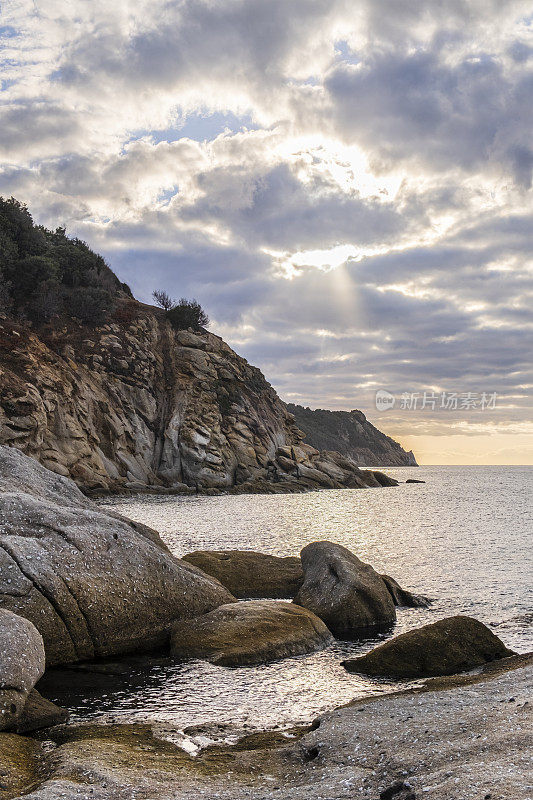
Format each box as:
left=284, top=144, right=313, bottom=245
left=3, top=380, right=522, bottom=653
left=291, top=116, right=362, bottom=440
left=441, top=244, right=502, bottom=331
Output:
left=1, top=447, right=530, bottom=800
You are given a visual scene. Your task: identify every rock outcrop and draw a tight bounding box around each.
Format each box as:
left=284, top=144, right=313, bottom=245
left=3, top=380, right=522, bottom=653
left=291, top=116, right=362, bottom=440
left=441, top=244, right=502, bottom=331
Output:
left=293, top=542, right=397, bottom=636
left=286, top=405, right=417, bottom=467
left=182, top=551, right=304, bottom=598
left=0, top=608, right=45, bottom=730
left=0, top=446, right=235, bottom=665
left=342, top=616, right=516, bottom=678
left=0, top=312, right=397, bottom=494
left=170, top=600, right=333, bottom=666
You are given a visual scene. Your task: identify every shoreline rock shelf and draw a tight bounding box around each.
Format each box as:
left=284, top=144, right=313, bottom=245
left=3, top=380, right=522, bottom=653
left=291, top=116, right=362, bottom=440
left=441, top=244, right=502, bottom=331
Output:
left=0, top=655, right=530, bottom=799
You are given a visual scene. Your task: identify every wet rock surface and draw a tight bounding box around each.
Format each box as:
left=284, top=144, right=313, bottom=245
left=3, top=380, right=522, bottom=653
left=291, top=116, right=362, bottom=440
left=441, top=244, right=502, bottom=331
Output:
left=342, top=615, right=516, bottom=678
left=170, top=600, right=333, bottom=666
left=0, top=654, right=529, bottom=800
left=182, top=550, right=304, bottom=598
left=0, top=447, right=235, bottom=665
left=293, top=541, right=397, bottom=636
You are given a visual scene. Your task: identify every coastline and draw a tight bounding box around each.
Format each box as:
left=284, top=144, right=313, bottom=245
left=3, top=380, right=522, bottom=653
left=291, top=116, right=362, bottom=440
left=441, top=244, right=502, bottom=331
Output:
left=2, top=653, right=531, bottom=800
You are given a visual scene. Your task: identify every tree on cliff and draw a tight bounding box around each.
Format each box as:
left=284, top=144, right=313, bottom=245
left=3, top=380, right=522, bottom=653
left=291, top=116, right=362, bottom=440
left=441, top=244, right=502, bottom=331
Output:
left=167, top=298, right=209, bottom=331
left=0, top=196, right=130, bottom=326
left=153, top=288, right=209, bottom=330
left=152, top=289, right=176, bottom=311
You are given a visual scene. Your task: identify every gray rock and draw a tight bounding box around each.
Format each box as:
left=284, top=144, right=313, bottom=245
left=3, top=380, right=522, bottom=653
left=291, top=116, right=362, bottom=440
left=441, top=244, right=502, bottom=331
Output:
left=293, top=541, right=396, bottom=636
left=0, top=608, right=45, bottom=730
left=182, top=550, right=304, bottom=598
left=342, top=615, right=516, bottom=678
left=170, top=600, right=333, bottom=666
left=0, top=446, right=235, bottom=666
left=14, top=689, right=69, bottom=733
left=381, top=574, right=431, bottom=608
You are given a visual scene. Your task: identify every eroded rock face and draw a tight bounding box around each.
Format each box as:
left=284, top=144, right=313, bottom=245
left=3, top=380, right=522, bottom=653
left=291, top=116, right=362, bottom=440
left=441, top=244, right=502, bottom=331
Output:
left=293, top=542, right=397, bottom=636
left=0, top=313, right=398, bottom=493
left=0, top=608, right=45, bottom=731
left=342, top=616, right=516, bottom=678
left=182, top=551, right=304, bottom=598
left=286, top=405, right=418, bottom=467
left=170, top=600, right=333, bottom=666
left=0, top=446, right=235, bottom=665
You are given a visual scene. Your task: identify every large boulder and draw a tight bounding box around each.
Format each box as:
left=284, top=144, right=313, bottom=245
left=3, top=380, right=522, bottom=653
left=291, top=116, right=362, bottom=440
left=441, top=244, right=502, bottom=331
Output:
left=182, top=550, right=304, bottom=598
left=342, top=616, right=516, bottom=678
left=170, top=600, right=333, bottom=666
left=0, top=446, right=235, bottom=666
left=0, top=608, right=45, bottom=730
left=293, top=542, right=396, bottom=636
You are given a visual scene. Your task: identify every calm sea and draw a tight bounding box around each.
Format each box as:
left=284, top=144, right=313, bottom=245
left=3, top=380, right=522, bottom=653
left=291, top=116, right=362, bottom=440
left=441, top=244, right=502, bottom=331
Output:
left=40, top=466, right=533, bottom=736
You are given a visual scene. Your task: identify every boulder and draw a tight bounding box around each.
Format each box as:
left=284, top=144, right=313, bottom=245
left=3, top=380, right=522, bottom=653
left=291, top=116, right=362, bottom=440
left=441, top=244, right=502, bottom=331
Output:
left=381, top=574, right=431, bottom=608
left=0, top=608, right=45, bottom=731
left=0, top=446, right=235, bottom=666
left=342, top=616, right=516, bottom=678
left=14, top=689, right=68, bottom=733
left=182, top=550, right=304, bottom=598
left=170, top=600, right=333, bottom=666
left=293, top=542, right=396, bottom=636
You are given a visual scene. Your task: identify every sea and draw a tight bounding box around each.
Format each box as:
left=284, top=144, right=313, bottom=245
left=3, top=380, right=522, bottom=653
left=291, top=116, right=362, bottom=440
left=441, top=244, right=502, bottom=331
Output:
left=39, top=465, right=533, bottom=740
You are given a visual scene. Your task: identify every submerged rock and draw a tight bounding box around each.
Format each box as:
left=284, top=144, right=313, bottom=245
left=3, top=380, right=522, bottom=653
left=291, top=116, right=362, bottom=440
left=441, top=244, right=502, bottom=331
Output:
left=342, top=615, right=516, bottom=678
left=0, top=608, right=45, bottom=731
left=170, top=600, right=333, bottom=666
left=293, top=541, right=397, bottom=636
left=0, top=446, right=235, bottom=666
left=182, top=550, right=304, bottom=598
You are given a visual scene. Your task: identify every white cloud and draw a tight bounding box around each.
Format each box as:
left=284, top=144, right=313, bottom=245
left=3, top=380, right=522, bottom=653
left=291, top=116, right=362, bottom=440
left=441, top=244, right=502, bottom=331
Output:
left=0, top=0, right=532, bottom=458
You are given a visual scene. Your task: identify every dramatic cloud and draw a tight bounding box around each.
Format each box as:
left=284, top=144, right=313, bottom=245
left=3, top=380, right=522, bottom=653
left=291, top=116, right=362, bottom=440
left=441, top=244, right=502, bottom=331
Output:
left=1, top=0, right=532, bottom=463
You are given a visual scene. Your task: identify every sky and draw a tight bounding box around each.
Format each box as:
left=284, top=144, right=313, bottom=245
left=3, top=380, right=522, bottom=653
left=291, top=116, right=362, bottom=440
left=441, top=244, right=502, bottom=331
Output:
left=1, top=1, right=532, bottom=465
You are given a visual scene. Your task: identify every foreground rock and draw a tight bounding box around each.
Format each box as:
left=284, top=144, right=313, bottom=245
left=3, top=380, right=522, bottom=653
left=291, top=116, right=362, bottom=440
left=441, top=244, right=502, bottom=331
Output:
left=0, top=608, right=45, bottom=730
left=182, top=550, right=304, bottom=598
left=0, top=446, right=235, bottom=665
left=343, top=615, right=516, bottom=678
left=170, top=600, right=333, bottom=666
left=293, top=541, right=397, bottom=636
left=1, top=654, right=530, bottom=799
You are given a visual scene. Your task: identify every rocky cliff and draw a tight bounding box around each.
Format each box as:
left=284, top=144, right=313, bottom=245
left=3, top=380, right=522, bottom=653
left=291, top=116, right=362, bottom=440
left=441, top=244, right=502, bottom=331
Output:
left=286, top=404, right=417, bottom=467
left=0, top=307, right=399, bottom=493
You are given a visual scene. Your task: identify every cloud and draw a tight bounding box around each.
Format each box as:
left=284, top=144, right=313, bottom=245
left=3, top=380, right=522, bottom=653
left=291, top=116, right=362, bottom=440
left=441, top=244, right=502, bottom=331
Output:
left=0, top=0, right=532, bottom=460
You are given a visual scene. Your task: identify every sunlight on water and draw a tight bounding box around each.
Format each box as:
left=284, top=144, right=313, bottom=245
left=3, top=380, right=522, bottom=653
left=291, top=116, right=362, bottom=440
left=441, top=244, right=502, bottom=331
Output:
left=40, top=466, right=532, bottom=734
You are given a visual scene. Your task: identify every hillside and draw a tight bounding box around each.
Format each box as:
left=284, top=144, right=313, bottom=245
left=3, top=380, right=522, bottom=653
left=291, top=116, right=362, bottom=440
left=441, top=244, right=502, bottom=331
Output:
left=0, top=198, right=401, bottom=492
left=286, top=405, right=417, bottom=466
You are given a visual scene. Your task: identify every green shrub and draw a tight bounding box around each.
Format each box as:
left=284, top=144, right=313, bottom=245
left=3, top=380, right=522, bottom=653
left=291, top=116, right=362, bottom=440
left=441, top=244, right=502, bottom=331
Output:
left=166, top=298, right=209, bottom=330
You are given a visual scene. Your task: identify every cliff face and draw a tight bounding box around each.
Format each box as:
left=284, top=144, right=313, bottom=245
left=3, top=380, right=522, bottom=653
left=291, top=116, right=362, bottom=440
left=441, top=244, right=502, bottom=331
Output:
left=0, top=308, right=399, bottom=493
left=286, top=405, right=417, bottom=467
left=0, top=308, right=305, bottom=492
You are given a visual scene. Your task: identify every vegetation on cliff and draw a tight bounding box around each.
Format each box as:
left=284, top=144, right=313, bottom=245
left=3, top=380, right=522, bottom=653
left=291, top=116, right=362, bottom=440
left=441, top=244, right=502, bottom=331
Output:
left=0, top=197, right=130, bottom=325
